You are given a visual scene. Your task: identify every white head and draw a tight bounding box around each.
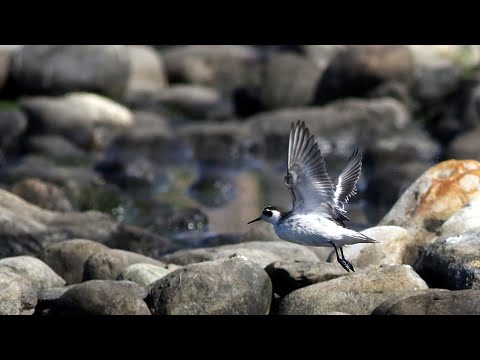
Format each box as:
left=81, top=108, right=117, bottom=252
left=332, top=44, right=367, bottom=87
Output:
left=248, top=206, right=283, bottom=225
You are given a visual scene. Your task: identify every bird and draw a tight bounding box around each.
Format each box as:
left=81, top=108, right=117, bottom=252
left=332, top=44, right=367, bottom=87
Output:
left=248, top=120, right=377, bottom=272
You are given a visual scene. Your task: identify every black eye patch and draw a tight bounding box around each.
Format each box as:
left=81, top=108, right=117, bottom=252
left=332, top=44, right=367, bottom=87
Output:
left=263, top=210, right=272, bottom=217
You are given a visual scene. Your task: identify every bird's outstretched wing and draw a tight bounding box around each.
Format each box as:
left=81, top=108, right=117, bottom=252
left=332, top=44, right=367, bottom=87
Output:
left=333, top=148, right=362, bottom=215
left=284, top=121, right=335, bottom=214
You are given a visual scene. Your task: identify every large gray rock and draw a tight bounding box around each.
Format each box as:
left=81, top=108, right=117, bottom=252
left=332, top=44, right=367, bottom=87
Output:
left=42, top=239, right=110, bottom=285
left=147, top=254, right=272, bottom=315
left=0, top=109, right=28, bottom=153
left=26, top=135, right=88, bottom=163
left=34, top=285, right=75, bottom=315
left=331, top=226, right=420, bottom=269
left=259, top=53, right=323, bottom=110
left=20, top=92, right=133, bottom=149
left=83, top=249, right=166, bottom=281
left=373, top=289, right=480, bottom=315
left=447, top=127, right=480, bottom=161
left=246, top=97, right=410, bottom=161
left=276, top=264, right=428, bottom=315
left=0, top=256, right=65, bottom=291
left=49, top=280, right=151, bottom=315
left=118, top=263, right=177, bottom=286
left=371, top=288, right=449, bottom=315
left=160, top=241, right=320, bottom=268
left=380, top=160, right=480, bottom=246
left=0, top=155, right=102, bottom=187
left=265, top=260, right=348, bottom=296
left=0, top=267, right=37, bottom=315
left=415, top=229, right=480, bottom=290
left=11, top=178, right=73, bottom=212
left=162, top=45, right=262, bottom=93
left=124, top=45, right=167, bottom=103
left=314, top=45, right=414, bottom=104
left=9, top=45, right=130, bottom=99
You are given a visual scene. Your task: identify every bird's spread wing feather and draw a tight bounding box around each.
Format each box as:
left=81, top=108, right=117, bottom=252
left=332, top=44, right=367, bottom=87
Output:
left=285, top=121, right=335, bottom=214
left=333, top=148, right=362, bottom=214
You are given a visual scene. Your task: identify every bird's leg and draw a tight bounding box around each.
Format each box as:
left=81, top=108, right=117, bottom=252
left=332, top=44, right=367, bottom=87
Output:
left=340, top=246, right=355, bottom=272
left=330, top=242, right=352, bottom=272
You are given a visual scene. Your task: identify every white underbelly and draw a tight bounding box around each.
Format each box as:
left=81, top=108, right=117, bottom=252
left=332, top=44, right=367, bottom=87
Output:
left=274, top=215, right=338, bottom=247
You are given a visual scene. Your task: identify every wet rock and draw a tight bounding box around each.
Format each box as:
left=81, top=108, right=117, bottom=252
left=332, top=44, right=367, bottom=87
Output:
left=0, top=267, right=37, bottom=315
left=11, top=178, right=73, bottom=212
left=160, top=241, right=320, bottom=268
left=162, top=45, right=262, bottom=93
left=0, top=155, right=102, bottom=187
left=276, top=264, right=428, bottom=315
left=9, top=45, right=130, bottom=99
left=447, top=127, right=480, bottom=160
left=117, top=263, right=173, bottom=286
left=147, top=254, right=272, bottom=315
left=124, top=45, right=167, bottom=104
left=26, top=135, right=88, bottom=163
left=314, top=45, right=414, bottom=104
left=20, top=92, right=133, bottom=149
left=331, top=226, right=419, bottom=270
left=0, top=256, right=65, bottom=291
left=380, top=160, right=480, bottom=246
left=246, top=97, right=410, bottom=161
left=49, top=280, right=151, bottom=315
left=83, top=249, right=166, bottom=281
left=373, top=289, right=480, bottom=315
left=179, top=121, right=258, bottom=168
left=415, top=229, right=480, bottom=290
left=0, top=188, right=118, bottom=258
left=259, top=53, right=323, bottom=109
left=264, top=260, right=348, bottom=296
left=42, top=239, right=110, bottom=285
left=0, top=109, right=28, bottom=154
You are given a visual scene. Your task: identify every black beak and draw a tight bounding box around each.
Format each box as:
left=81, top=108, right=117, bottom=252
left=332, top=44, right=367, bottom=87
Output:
left=247, top=217, right=261, bottom=224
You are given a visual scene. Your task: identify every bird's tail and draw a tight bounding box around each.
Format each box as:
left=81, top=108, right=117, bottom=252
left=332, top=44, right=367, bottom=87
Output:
left=342, top=230, right=378, bottom=245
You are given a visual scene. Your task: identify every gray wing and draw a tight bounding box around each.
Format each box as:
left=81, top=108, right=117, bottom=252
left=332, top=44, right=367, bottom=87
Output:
left=284, top=121, right=335, bottom=214
left=333, top=148, right=362, bottom=215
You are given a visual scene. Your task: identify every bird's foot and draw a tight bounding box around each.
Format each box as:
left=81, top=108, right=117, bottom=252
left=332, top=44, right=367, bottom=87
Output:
left=338, top=258, right=355, bottom=272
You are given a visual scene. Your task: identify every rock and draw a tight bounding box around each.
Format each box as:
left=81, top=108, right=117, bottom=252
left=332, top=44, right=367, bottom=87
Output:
left=371, top=288, right=449, bottom=315
left=0, top=109, right=28, bottom=154
left=147, top=254, right=272, bottom=315
left=9, top=45, right=130, bottom=99
left=276, top=264, right=428, bottom=315
left=179, top=121, right=258, bottom=168
left=162, top=45, right=262, bottom=93
left=34, top=285, right=75, bottom=315
left=415, top=229, right=480, bottom=290
left=0, top=256, right=65, bottom=291
left=259, top=53, right=323, bottom=109
left=409, top=45, right=465, bottom=102
left=148, top=85, right=232, bottom=120
left=42, top=239, right=110, bottom=285
left=0, top=46, right=14, bottom=91
left=303, top=45, right=344, bottom=69
left=20, top=92, right=133, bottom=149
left=246, top=97, right=410, bottom=161
left=330, top=226, right=420, bottom=269
left=26, top=135, right=88, bottom=163
left=373, top=289, right=480, bottom=315
left=380, top=160, right=480, bottom=246
left=0, top=155, right=102, bottom=187
left=437, top=200, right=480, bottom=238
left=465, top=85, right=480, bottom=128
left=264, top=260, right=348, bottom=296
left=11, top=178, right=74, bottom=212
left=367, top=81, right=413, bottom=107
left=83, top=249, right=166, bottom=281
left=447, top=127, right=480, bottom=160
left=0, top=188, right=118, bottom=258
left=117, top=263, right=173, bottom=286
left=314, top=45, right=414, bottom=104
left=49, top=280, right=151, bottom=315
left=124, top=45, right=167, bottom=103
left=0, top=267, right=37, bottom=315
left=189, top=173, right=237, bottom=207
left=160, top=241, right=320, bottom=268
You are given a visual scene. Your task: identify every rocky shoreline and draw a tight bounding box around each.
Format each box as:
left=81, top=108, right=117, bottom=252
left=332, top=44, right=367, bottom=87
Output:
left=1, top=45, right=480, bottom=315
